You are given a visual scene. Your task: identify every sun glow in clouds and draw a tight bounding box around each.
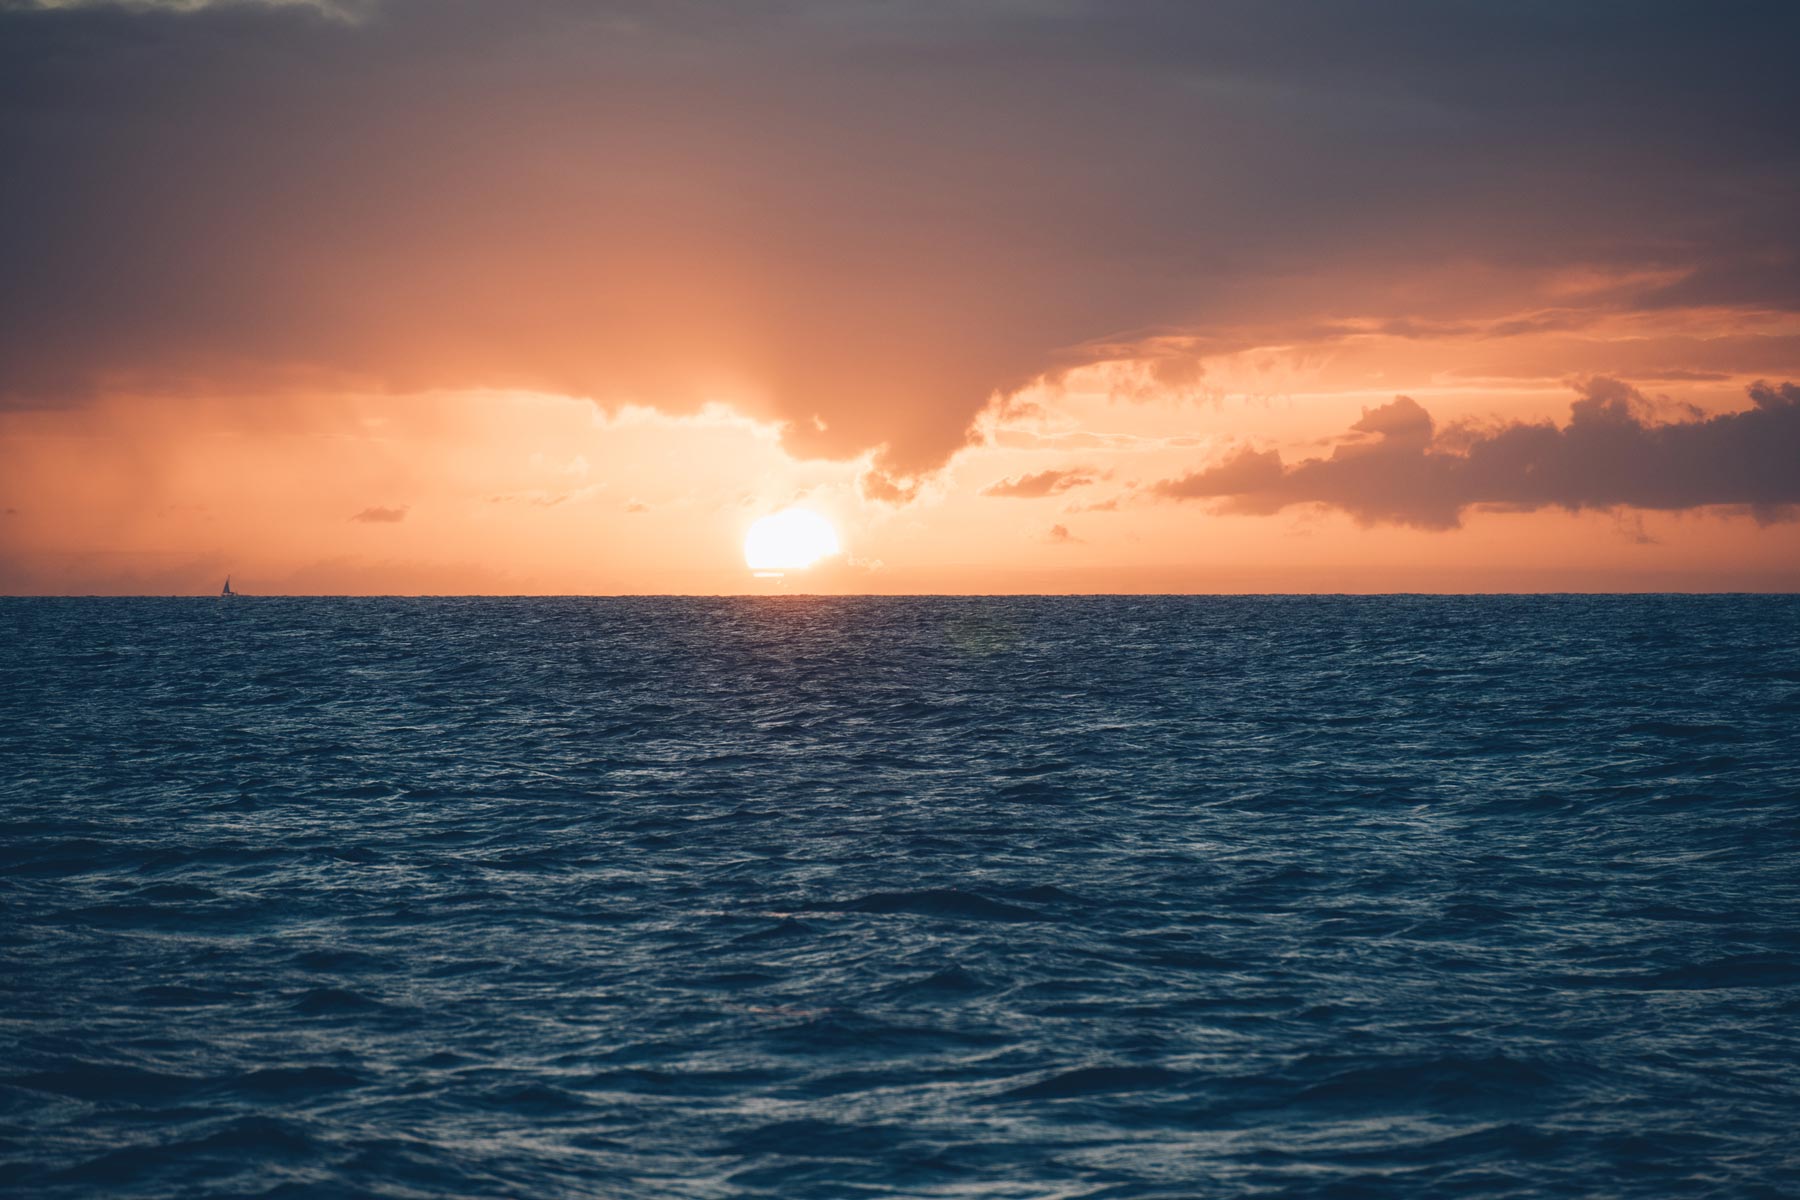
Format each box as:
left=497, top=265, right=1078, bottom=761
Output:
left=744, top=508, right=841, bottom=573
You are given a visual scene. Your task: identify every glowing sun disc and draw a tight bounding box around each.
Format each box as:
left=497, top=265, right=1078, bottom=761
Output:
left=744, top=508, right=841, bottom=571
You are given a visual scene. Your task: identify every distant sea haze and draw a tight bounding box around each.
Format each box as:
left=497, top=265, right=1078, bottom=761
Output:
left=2, top=596, right=1797, bottom=1198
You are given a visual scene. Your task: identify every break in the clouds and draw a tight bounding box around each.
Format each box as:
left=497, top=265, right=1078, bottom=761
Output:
left=2, top=0, right=1798, bottom=486
left=1153, top=381, right=1800, bottom=529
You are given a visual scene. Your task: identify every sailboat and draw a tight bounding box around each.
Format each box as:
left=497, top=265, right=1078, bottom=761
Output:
left=220, top=575, right=237, bottom=598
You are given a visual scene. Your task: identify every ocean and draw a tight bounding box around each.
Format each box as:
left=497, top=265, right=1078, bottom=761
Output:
left=2, top=595, right=1797, bottom=1198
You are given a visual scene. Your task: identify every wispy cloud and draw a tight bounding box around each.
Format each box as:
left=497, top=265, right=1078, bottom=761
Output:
left=981, top=468, right=1099, bottom=499
left=349, top=505, right=407, bottom=523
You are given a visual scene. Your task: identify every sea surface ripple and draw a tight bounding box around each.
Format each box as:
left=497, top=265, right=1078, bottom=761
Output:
left=2, top=596, right=1798, bottom=1198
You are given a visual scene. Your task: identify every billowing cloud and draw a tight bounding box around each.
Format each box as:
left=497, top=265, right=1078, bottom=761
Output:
left=350, top=505, right=407, bottom=523
left=2, top=0, right=1797, bottom=482
left=1153, top=381, right=1800, bottom=529
left=981, top=468, right=1098, bottom=499
left=859, top=470, right=921, bottom=506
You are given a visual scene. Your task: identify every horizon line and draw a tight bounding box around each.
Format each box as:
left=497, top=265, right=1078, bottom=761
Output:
left=5, top=591, right=1798, bottom=600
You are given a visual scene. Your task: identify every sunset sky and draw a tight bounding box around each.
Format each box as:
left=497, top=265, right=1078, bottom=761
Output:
left=3, top=0, right=1798, bottom=593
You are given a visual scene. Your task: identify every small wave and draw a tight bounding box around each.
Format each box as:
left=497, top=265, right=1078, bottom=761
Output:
left=717, top=1117, right=908, bottom=1159
left=1288, top=1053, right=1559, bottom=1112
left=51, top=1116, right=321, bottom=1184
left=1138, top=947, right=1240, bottom=970
left=1558, top=954, right=1800, bottom=991
left=228, top=1066, right=362, bottom=1096
left=993, top=884, right=1089, bottom=905
left=414, top=1050, right=472, bottom=1069
left=1440, top=901, right=1519, bottom=924
left=131, top=984, right=235, bottom=1008
left=479, top=1082, right=592, bottom=1114
left=881, top=965, right=989, bottom=1000
left=804, top=889, right=1048, bottom=923
left=0, top=837, right=115, bottom=876
left=996, top=1064, right=1185, bottom=1101
left=1365, top=1121, right=1568, bottom=1165
left=321, top=844, right=383, bottom=864
left=180, top=1115, right=323, bottom=1158
left=1619, top=720, right=1743, bottom=742
left=289, top=987, right=387, bottom=1014
left=6, top=1062, right=201, bottom=1104
left=992, top=779, right=1072, bottom=803
left=290, top=947, right=383, bottom=973
left=763, top=1011, right=1005, bottom=1054
left=576, top=1067, right=781, bottom=1096
left=61, top=902, right=212, bottom=929
left=1622, top=903, right=1753, bottom=925
left=132, top=882, right=216, bottom=902
left=730, top=917, right=820, bottom=944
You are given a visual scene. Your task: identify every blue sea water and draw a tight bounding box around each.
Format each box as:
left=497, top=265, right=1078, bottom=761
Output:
left=2, top=595, right=1798, bottom=1199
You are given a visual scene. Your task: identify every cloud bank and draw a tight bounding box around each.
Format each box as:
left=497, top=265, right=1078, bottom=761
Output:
left=1, top=0, right=1797, bottom=486
left=1153, top=380, right=1800, bottom=528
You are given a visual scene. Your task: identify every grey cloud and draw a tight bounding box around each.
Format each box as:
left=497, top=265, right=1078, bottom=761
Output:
left=0, top=1, right=1797, bottom=478
left=350, top=505, right=407, bottom=523
left=8, top=0, right=347, bottom=10
left=1153, top=380, right=1800, bottom=529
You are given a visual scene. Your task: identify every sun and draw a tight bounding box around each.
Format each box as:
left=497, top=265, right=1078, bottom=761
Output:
left=744, top=508, right=841, bottom=572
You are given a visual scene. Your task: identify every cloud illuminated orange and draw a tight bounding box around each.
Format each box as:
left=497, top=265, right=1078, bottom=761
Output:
left=1, top=1, right=1797, bottom=592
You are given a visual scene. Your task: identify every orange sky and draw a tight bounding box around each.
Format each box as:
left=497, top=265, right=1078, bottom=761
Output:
left=5, top=328, right=1797, bottom=594
left=2, top=1, right=1797, bottom=593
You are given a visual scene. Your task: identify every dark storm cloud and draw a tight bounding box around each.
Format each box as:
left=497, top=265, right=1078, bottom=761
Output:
left=981, top=468, right=1098, bottom=499
left=1152, top=381, right=1800, bottom=529
left=2, top=0, right=1798, bottom=475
